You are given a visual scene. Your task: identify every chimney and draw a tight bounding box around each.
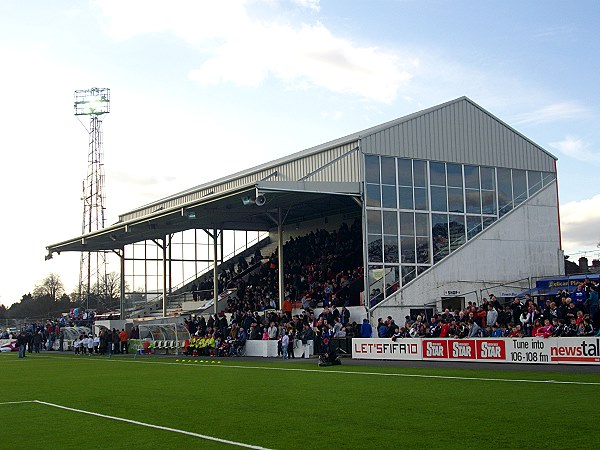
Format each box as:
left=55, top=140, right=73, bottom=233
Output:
left=579, top=257, right=589, bottom=273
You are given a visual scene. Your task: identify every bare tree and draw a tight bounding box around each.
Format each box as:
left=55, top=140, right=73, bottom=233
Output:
left=33, top=273, right=65, bottom=302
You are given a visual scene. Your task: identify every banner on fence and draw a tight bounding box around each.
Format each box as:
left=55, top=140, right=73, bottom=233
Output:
left=352, top=337, right=600, bottom=365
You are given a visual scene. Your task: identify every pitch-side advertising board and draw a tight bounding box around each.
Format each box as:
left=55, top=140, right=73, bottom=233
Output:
left=352, top=337, right=600, bottom=365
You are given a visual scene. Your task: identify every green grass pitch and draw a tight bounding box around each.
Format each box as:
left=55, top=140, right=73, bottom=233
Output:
left=1, top=352, right=599, bottom=449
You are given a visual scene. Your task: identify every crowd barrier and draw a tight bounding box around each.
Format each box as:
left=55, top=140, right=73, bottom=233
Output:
left=352, top=337, right=600, bottom=365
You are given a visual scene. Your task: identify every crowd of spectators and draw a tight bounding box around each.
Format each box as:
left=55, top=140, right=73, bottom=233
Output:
left=377, top=279, right=600, bottom=340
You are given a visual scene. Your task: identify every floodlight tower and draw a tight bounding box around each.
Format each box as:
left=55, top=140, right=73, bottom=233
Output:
left=74, top=87, right=110, bottom=311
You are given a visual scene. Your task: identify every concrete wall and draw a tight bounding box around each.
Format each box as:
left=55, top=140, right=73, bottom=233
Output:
left=373, top=183, right=562, bottom=321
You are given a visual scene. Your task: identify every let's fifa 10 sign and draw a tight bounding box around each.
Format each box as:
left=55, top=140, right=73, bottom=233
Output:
left=352, top=337, right=600, bottom=365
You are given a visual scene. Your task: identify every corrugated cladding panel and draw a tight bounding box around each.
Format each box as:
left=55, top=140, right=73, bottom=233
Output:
left=119, top=141, right=360, bottom=222
left=362, top=99, right=555, bottom=172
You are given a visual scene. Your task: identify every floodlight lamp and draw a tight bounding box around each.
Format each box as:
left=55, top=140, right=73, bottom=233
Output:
left=74, top=87, right=110, bottom=116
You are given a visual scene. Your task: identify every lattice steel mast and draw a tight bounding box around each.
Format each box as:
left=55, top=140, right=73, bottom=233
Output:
left=74, top=88, right=110, bottom=310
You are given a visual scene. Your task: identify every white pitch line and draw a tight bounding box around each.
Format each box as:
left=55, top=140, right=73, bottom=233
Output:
left=12, top=354, right=600, bottom=386
left=30, top=400, right=272, bottom=449
left=0, top=400, right=37, bottom=405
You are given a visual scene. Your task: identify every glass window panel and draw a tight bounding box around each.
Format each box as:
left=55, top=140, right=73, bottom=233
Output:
left=402, top=265, right=416, bottom=285
left=528, top=171, right=543, bottom=196
left=448, top=187, right=464, bottom=213
left=384, top=266, right=400, bottom=297
left=417, top=266, right=428, bottom=276
left=432, top=213, right=449, bottom=263
left=400, top=236, right=416, bottom=263
left=365, top=155, right=380, bottom=183
left=399, top=212, right=415, bottom=236
left=383, top=235, right=399, bottom=263
left=368, top=265, right=385, bottom=305
left=368, top=236, right=383, bottom=263
left=382, top=210, right=398, bottom=235
left=382, top=185, right=397, bottom=209
left=481, top=190, right=496, bottom=215
left=497, top=167, right=513, bottom=217
left=542, top=171, right=556, bottom=186
left=413, top=160, right=427, bottom=187
left=449, top=215, right=465, bottom=252
left=367, top=209, right=382, bottom=235
left=415, top=213, right=429, bottom=236
left=416, top=236, right=430, bottom=264
left=431, top=186, right=448, bottom=211
left=512, top=169, right=527, bottom=206
left=380, top=156, right=396, bottom=185
left=480, top=166, right=495, bottom=191
left=466, top=216, right=482, bottom=240
left=483, top=216, right=497, bottom=229
left=397, top=159, right=413, bottom=187
left=464, top=165, right=480, bottom=189
left=465, top=189, right=481, bottom=214
left=414, top=187, right=428, bottom=210
left=430, top=161, right=446, bottom=186
left=447, top=163, right=463, bottom=188
left=366, top=183, right=381, bottom=208
left=398, top=186, right=414, bottom=210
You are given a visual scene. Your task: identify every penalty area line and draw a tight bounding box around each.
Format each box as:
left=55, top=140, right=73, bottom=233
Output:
left=32, top=400, right=271, bottom=449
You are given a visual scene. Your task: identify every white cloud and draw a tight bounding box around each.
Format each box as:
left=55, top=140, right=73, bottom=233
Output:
left=291, top=0, right=320, bottom=12
left=512, top=101, right=591, bottom=126
left=95, top=0, right=415, bottom=103
left=550, top=136, right=600, bottom=165
left=560, top=194, right=600, bottom=256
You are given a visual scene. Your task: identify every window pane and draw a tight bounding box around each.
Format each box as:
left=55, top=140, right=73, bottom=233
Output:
left=368, top=266, right=384, bottom=305
left=432, top=213, right=449, bottom=263
left=398, top=159, right=413, bottom=186
left=447, top=163, right=463, bottom=188
left=448, top=187, right=464, bottom=213
left=465, top=189, right=481, bottom=214
left=381, top=156, right=396, bottom=185
left=366, top=184, right=381, bottom=208
left=383, top=210, right=398, bottom=235
left=367, top=209, right=382, bottom=234
left=542, top=171, right=556, bottom=186
left=401, top=236, right=416, bottom=263
left=431, top=186, right=448, bottom=211
left=449, top=215, right=465, bottom=252
left=528, top=171, right=542, bottom=196
left=414, top=187, right=428, bottom=210
left=467, top=216, right=482, bottom=240
left=464, top=165, right=480, bottom=189
left=413, top=160, right=427, bottom=187
left=399, top=212, right=414, bottom=236
left=383, top=235, right=399, bottom=263
left=382, top=185, right=397, bottom=209
left=384, top=267, right=400, bottom=296
left=480, top=166, right=495, bottom=191
left=483, top=216, right=497, bottom=229
left=512, top=169, right=527, bottom=206
left=399, top=186, right=414, bottom=210
left=497, top=167, right=512, bottom=217
left=368, top=236, right=383, bottom=263
left=415, top=213, right=429, bottom=236
left=365, top=155, right=380, bottom=183
left=481, top=190, right=496, bottom=215
left=430, top=162, right=446, bottom=186
left=402, top=265, right=416, bottom=285
left=416, top=236, right=430, bottom=263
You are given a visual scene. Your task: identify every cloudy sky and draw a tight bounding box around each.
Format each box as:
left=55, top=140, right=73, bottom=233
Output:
left=1, top=0, right=599, bottom=307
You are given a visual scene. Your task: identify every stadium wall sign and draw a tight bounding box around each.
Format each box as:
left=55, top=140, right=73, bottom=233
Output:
left=352, top=337, right=600, bottom=365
